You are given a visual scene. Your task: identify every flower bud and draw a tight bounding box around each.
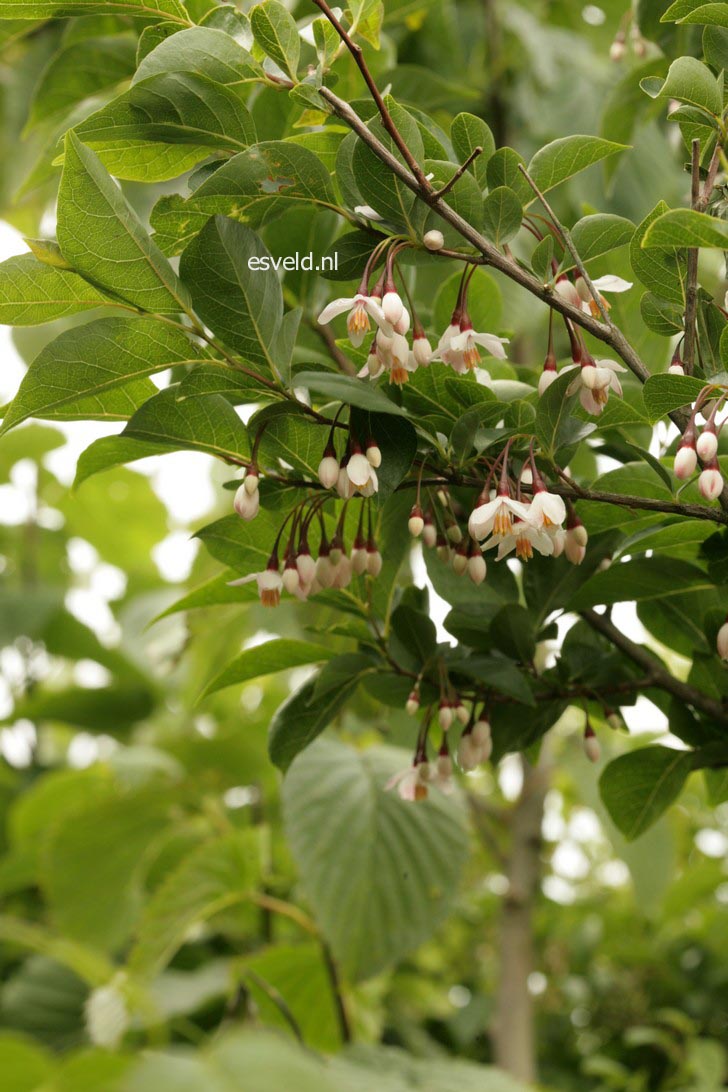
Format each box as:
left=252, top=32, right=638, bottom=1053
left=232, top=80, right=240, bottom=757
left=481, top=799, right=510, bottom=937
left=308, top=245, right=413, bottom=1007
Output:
left=367, top=546, right=383, bottom=576
left=454, top=699, right=469, bottom=725
left=472, top=718, right=491, bottom=748
left=423, top=515, right=437, bottom=548
left=609, top=35, right=625, bottom=62
left=447, top=522, right=463, bottom=544
left=698, top=463, right=724, bottom=501
left=413, top=332, right=433, bottom=367
left=382, top=290, right=403, bottom=325
left=406, top=690, right=420, bottom=715
left=452, top=547, right=468, bottom=575
left=696, top=428, right=718, bottom=462
left=332, top=555, right=353, bottom=589
left=551, top=528, right=566, bottom=558
left=394, top=307, right=410, bottom=335
left=717, top=620, right=728, bottom=660
left=423, top=229, right=445, bottom=251
left=337, top=465, right=354, bottom=498
left=296, top=549, right=316, bottom=587
left=244, top=469, right=259, bottom=495
left=85, top=979, right=129, bottom=1050
left=366, top=439, right=382, bottom=468
left=606, top=712, right=623, bottom=732
left=467, top=553, right=487, bottom=585
left=674, top=442, right=697, bottom=480
left=555, top=276, right=581, bottom=309
left=318, top=454, right=340, bottom=489
left=316, top=552, right=334, bottom=588
left=583, top=725, right=600, bottom=764
left=347, top=451, right=372, bottom=489
left=351, top=545, right=368, bottom=575
left=282, top=560, right=300, bottom=594
left=436, top=753, right=453, bottom=780
left=538, top=366, right=558, bottom=397
left=565, top=524, right=586, bottom=565
left=438, top=700, right=453, bottom=731
left=408, top=504, right=424, bottom=537
left=234, top=483, right=259, bottom=521
left=668, top=362, right=685, bottom=376
left=457, top=732, right=479, bottom=771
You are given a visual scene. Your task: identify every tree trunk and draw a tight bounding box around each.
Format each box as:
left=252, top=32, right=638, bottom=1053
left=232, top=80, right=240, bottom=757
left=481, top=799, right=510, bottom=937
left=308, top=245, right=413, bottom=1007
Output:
left=491, top=756, right=548, bottom=1084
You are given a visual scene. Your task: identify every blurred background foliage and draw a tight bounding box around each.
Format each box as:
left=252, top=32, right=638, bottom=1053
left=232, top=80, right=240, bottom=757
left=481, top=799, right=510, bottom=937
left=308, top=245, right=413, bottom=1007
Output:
left=0, top=0, right=727, bottom=1090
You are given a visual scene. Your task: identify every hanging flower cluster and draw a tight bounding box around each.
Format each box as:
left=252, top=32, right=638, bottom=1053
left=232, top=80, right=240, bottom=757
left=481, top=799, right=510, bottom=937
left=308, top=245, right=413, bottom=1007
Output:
left=229, top=492, right=382, bottom=606
left=317, top=238, right=507, bottom=386
left=673, top=384, right=726, bottom=501
left=388, top=690, right=493, bottom=801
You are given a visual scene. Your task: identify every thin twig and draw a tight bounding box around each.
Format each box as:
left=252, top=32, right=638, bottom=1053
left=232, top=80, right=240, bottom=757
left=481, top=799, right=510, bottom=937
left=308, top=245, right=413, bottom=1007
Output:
left=310, top=0, right=431, bottom=189
left=434, top=147, right=483, bottom=198
left=581, top=608, right=728, bottom=724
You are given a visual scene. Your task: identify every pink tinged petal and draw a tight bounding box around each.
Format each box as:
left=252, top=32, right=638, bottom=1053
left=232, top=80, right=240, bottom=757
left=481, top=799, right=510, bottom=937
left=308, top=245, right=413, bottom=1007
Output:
left=317, top=296, right=354, bottom=324
left=363, top=298, right=387, bottom=326
left=579, top=387, right=603, bottom=415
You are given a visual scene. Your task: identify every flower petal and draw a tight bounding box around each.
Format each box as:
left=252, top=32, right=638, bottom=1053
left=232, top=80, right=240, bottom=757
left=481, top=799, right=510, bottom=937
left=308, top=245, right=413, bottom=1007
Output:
left=471, top=331, right=509, bottom=358
left=592, top=275, right=632, bottom=293
left=317, top=297, right=354, bottom=324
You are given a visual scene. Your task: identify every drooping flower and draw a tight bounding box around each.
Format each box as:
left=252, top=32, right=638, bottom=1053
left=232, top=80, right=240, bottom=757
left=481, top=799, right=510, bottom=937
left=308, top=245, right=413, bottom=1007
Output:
left=386, top=758, right=430, bottom=801
left=575, top=274, right=632, bottom=318
left=528, top=483, right=566, bottom=531
left=228, top=557, right=282, bottom=607
left=318, top=442, right=340, bottom=489
left=233, top=482, right=259, bottom=521
left=317, top=292, right=388, bottom=348
left=583, top=724, right=601, bottom=763
left=566, top=356, right=626, bottom=415
left=449, top=318, right=508, bottom=371
left=469, top=487, right=531, bottom=541
left=564, top=516, right=588, bottom=565
left=674, top=436, right=697, bottom=480
left=481, top=518, right=555, bottom=562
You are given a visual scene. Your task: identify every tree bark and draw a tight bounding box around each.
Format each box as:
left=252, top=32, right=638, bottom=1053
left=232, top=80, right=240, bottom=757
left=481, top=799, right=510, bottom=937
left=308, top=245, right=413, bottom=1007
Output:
left=491, top=756, right=548, bottom=1084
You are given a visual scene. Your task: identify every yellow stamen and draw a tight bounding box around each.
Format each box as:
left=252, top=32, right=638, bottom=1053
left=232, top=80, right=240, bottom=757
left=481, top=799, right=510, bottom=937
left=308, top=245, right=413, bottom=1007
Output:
left=347, top=304, right=370, bottom=337
left=516, top=535, right=533, bottom=561
left=390, top=365, right=409, bottom=385
left=589, top=295, right=609, bottom=318
left=414, top=783, right=428, bottom=801
left=261, top=588, right=281, bottom=607
left=463, top=342, right=480, bottom=370
left=493, top=505, right=512, bottom=537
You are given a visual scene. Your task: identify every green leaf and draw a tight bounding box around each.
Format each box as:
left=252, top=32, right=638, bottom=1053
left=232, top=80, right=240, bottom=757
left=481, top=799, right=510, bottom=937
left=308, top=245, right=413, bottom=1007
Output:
left=485, top=146, right=531, bottom=204
left=134, top=24, right=261, bottom=84
left=640, top=293, right=685, bottom=337
left=0, top=253, right=111, bottom=325
left=450, top=112, right=494, bottom=188
left=293, top=370, right=406, bottom=416
left=269, top=676, right=358, bottom=771
left=251, top=0, right=300, bottom=80
left=535, top=368, right=579, bottom=456
left=599, top=746, right=694, bottom=839
left=130, top=832, right=260, bottom=978
left=630, top=202, right=684, bottom=304
left=180, top=216, right=282, bottom=371
left=121, top=387, right=250, bottom=461
left=197, top=508, right=279, bottom=576
left=350, top=408, right=417, bottom=501
left=642, top=373, right=706, bottom=421
left=449, top=654, right=535, bottom=705
left=567, top=557, right=714, bottom=610
left=42, top=789, right=172, bottom=951
left=531, top=235, right=554, bottom=281
left=0, top=1, right=190, bottom=19
left=282, top=739, right=469, bottom=980
left=243, top=943, right=342, bottom=1052
left=202, top=639, right=334, bottom=698
left=352, top=98, right=425, bottom=234
left=57, top=133, right=191, bottom=315
left=643, top=55, right=722, bottom=116
left=527, top=136, right=627, bottom=194
left=0, top=1034, right=53, bottom=1092
left=27, top=34, right=137, bottom=128
left=662, top=0, right=728, bottom=25
left=568, top=214, right=635, bottom=265
left=391, top=604, right=437, bottom=666
left=481, top=186, right=523, bottom=247
left=7, top=683, right=156, bottom=733
left=643, top=208, right=728, bottom=249
left=182, top=139, right=338, bottom=228
left=0, top=318, right=205, bottom=435
left=70, top=72, right=257, bottom=182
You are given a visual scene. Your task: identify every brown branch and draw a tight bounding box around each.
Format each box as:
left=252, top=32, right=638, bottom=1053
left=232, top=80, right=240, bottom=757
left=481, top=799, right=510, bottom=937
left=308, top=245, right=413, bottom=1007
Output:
left=310, top=0, right=431, bottom=190
left=434, top=147, right=483, bottom=198
left=580, top=608, right=728, bottom=724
